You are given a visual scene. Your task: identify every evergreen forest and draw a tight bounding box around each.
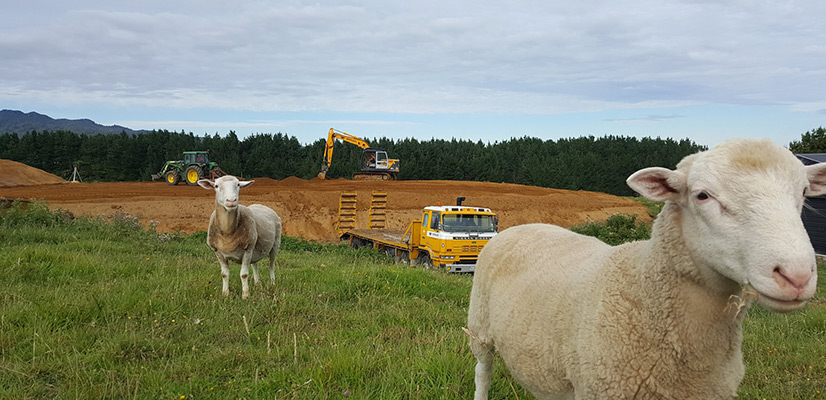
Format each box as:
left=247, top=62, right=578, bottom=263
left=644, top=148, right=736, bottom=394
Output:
left=1, top=129, right=709, bottom=196
left=789, top=127, right=826, bottom=154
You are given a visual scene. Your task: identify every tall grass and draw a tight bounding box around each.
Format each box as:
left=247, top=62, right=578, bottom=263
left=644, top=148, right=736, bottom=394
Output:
left=1, top=202, right=824, bottom=399
left=0, top=202, right=526, bottom=399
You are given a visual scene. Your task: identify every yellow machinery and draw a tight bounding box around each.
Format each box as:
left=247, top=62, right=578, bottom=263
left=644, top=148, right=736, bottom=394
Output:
left=318, top=128, right=400, bottom=180
left=337, top=193, right=498, bottom=273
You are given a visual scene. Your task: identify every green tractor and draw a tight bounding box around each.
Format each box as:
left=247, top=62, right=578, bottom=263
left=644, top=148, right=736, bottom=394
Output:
left=151, top=151, right=227, bottom=186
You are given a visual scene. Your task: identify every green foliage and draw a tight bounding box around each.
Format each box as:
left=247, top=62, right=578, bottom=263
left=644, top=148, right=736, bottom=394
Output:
left=789, top=127, right=826, bottom=153
left=0, top=205, right=824, bottom=398
left=628, top=196, right=664, bottom=217
left=0, top=200, right=73, bottom=228
left=0, top=130, right=705, bottom=196
left=570, top=213, right=652, bottom=245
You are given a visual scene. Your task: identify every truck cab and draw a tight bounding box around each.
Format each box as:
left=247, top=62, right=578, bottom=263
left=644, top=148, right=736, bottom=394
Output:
left=337, top=192, right=497, bottom=273
left=417, top=205, right=498, bottom=272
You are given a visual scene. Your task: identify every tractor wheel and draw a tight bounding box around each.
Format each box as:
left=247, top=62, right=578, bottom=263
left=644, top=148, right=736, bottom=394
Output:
left=164, top=171, right=180, bottom=185
left=184, top=166, right=202, bottom=186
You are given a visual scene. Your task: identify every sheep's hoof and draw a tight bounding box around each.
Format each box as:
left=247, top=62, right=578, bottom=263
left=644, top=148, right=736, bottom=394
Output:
left=222, top=290, right=229, bottom=297
left=242, top=291, right=250, bottom=299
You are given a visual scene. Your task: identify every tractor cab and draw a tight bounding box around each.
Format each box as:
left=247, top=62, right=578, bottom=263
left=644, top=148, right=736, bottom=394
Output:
left=184, top=151, right=210, bottom=165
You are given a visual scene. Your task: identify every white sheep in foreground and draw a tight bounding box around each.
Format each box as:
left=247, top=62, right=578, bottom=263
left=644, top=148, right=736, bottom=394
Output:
left=466, top=138, right=826, bottom=400
left=198, top=175, right=282, bottom=299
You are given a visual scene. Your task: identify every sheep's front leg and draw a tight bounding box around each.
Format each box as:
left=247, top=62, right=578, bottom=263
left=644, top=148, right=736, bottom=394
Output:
left=240, top=251, right=253, bottom=299
left=216, top=253, right=231, bottom=297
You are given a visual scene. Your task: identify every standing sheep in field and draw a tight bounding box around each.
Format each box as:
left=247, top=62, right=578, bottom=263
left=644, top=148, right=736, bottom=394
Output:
left=198, top=176, right=282, bottom=299
left=466, top=138, right=826, bottom=400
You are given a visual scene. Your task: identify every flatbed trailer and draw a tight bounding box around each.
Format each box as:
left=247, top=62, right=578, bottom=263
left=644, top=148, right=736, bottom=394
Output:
left=341, top=223, right=422, bottom=265
left=337, top=192, right=497, bottom=273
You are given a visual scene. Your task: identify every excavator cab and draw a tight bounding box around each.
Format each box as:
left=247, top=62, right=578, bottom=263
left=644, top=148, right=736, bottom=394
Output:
left=361, top=148, right=389, bottom=170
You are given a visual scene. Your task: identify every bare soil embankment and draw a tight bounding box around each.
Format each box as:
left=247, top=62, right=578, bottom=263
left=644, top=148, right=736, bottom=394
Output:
left=0, top=160, right=651, bottom=242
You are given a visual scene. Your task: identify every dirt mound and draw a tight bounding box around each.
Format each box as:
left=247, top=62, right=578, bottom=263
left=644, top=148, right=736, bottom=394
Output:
left=0, top=176, right=651, bottom=242
left=0, top=159, right=66, bottom=188
left=279, top=176, right=307, bottom=185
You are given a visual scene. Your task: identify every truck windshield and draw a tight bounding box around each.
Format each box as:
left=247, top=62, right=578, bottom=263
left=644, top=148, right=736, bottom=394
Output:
left=441, top=214, right=496, bottom=233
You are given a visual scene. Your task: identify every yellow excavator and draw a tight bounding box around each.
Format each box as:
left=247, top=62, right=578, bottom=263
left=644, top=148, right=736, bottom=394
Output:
left=318, top=128, right=401, bottom=180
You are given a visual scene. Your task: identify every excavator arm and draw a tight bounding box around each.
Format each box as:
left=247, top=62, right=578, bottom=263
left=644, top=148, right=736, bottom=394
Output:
left=318, top=128, right=370, bottom=179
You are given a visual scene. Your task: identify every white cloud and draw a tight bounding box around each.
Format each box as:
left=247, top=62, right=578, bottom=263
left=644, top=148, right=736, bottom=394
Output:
left=1, top=0, right=825, bottom=118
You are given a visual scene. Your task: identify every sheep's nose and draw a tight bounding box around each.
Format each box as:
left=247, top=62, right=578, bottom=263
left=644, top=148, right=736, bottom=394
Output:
left=773, top=266, right=812, bottom=292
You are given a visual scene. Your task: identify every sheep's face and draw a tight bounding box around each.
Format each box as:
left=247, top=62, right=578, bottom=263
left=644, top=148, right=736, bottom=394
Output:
left=198, top=176, right=254, bottom=211
left=628, top=139, right=826, bottom=313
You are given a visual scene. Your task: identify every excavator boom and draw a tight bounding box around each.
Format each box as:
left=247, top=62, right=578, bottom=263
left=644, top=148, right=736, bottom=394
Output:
left=318, top=128, right=400, bottom=180
left=319, top=128, right=371, bottom=179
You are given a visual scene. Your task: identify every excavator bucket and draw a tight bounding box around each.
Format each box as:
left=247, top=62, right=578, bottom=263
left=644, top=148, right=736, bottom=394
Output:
left=318, top=164, right=329, bottom=180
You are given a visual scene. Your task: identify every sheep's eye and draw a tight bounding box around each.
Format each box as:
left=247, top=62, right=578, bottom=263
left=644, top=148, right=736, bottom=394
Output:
left=696, top=192, right=709, bottom=201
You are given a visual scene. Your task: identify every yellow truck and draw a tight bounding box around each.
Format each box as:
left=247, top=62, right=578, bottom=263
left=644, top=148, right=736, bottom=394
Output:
left=338, top=194, right=497, bottom=273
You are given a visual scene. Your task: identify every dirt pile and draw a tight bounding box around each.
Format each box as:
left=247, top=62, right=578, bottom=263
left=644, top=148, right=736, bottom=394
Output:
left=0, top=169, right=651, bottom=242
left=0, top=159, right=66, bottom=188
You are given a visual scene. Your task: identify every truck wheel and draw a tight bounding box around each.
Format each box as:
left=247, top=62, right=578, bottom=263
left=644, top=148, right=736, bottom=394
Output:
left=164, top=171, right=180, bottom=185
left=417, top=253, right=433, bottom=269
left=184, top=166, right=202, bottom=185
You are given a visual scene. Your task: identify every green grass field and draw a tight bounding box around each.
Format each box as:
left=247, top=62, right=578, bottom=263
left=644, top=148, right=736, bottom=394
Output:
left=1, top=202, right=824, bottom=399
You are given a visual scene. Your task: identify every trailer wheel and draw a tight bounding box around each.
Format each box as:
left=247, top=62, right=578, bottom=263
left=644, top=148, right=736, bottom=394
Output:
left=351, top=238, right=366, bottom=249
left=395, top=250, right=409, bottom=264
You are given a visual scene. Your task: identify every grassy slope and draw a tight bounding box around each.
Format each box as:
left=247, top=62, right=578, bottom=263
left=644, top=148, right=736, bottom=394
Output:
left=0, top=204, right=824, bottom=399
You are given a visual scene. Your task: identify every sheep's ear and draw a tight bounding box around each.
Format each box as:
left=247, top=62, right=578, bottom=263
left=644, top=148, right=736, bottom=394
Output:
left=626, top=167, right=686, bottom=202
left=806, top=163, right=826, bottom=197
left=197, top=179, right=215, bottom=190
left=239, top=180, right=254, bottom=188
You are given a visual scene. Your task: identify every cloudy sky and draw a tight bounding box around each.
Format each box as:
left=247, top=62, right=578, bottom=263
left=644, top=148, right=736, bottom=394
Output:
left=2, top=0, right=825, bottom=147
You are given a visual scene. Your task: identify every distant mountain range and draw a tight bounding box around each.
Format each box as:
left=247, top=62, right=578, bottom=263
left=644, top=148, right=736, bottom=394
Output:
left=0, top=109, right=146, bottom=136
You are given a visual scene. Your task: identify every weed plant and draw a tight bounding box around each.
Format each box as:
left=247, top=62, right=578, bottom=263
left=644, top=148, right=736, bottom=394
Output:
left=0, top=202, right=823, bottom=399
left=570, top=213, right=653, bottom=245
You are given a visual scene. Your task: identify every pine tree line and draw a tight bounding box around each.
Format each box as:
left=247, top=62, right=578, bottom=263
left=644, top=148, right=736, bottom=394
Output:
left=0, top=129, right=706, bottom=196
left=789, top=127, right=826, bottom=154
